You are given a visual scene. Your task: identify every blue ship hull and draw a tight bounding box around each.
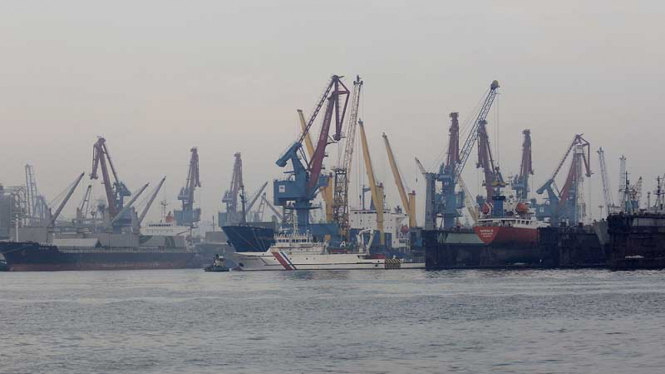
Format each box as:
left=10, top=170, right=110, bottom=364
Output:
left=222, top=224, right=275, bottom=252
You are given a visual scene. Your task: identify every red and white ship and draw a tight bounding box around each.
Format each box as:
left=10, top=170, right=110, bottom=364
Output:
left=474, top=201, right=548, bottom=247
left=474, top=217, right=547, bottom=247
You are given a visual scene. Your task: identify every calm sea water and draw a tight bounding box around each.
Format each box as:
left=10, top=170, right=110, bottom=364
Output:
left=1, top=269, right=664, bottom=374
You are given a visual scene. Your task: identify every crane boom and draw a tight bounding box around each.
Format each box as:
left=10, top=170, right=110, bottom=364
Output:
left=339, top=76, right=363, bottom=172
left=597, top=147, right=615, bottom=214
left=48, top=172, right=85, bottom=228
left=415, top=157, right=427, bottom=176
left=77, top=184, right=93, bottom=220
left=139, top=177, right=166, bottom=225
left=359, top=120, right=384, bottom=246
left=299, top=109, right=332, bottom=222
left=298, top=110, right=316, bottom=159
left=245, top=181, right=268, bottom=214
left=383, top=132, right=416, bottom=228
left=262, top=193, right=284, bottom=221
left=306, top=76, right=350, bottom=194
left=109, top=183, right=149, bottom=228
left=454, top=80, right=500, bottom=180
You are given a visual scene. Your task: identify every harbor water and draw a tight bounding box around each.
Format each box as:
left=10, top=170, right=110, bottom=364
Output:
left=1, top=269, right=664, bottom=374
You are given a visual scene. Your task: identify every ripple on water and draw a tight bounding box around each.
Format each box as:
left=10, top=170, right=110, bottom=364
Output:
left=1, top=269, right=665, bottom=374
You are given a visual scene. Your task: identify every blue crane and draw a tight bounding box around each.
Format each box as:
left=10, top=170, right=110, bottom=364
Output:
left=425, top=80, right=500, bottom=229
left=273, top=75, right=350, bottom=233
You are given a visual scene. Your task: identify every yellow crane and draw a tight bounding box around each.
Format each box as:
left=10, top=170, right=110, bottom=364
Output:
left=298, top=109, right=333, bottom=223
left=358, top=120, right=385, bottom=246
left=382, top=133, right=416, bottom=228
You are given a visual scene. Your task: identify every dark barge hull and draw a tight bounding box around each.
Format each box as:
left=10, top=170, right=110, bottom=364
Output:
left=423, top=230, right=548, bottom=270
left=424, top=227, right=607, bottom=270
left=608, top=214, right=665, bottom=270
left=1, top=242, right=195, bottom=271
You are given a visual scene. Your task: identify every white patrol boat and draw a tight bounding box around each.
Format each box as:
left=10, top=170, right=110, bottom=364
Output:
left=233, top=230, right=403, bottom=271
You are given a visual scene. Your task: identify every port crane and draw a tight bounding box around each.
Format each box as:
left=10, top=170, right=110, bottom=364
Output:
left=536, top=134, right=592, bottom=226
left=511, top=130, right=533, bottom=202
left=221, top=152, right=245, bottom=225
left=383, top=132, right=416, bottom=228
left=91, top=137, right=131, bottom=221
left=597, top=147, right=616, bottom=215
left=358, top=120, right=385, bottom=246
left=25, top=165, right=48, bottom=225
left=274, top=75, right=350, bottom=232
left=332, top=76, right=363, bottom=238
left=175, top=147, right=201, bottom=227
left=422, top=80, right=500, bottom=229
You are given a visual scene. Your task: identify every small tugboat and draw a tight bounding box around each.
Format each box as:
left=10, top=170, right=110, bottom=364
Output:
left=203, top=254, right=230, bottom=272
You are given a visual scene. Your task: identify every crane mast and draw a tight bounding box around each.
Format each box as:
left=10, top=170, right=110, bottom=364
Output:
left=221, top=152, right=244, bottom=225
left=383, top=132, right=416, bottom=228
left=332, top=76, right=363, bottom=238
left=175, top=147, right=201, bottom=227
left=597, top=147, right=615, bottom=215
left=476, top=119, right=505, bottom=207
left=358, top=120, right=384, bottom=246
left=618, top=156, right=627, bottom=211
left=90, top=137, right=131, bottom=219
left=512, top=130, right=533, bottom=202
left=25, top=164, right=48, bottom=225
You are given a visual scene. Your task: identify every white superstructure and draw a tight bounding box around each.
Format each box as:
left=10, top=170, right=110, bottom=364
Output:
left=142, top=221, right=190, bottom=237
left=349, top=208, right=409, bottom=250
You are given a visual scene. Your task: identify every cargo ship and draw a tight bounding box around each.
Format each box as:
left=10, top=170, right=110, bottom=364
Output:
left=425, top=205, right=550, bottom=269
left=0, top=232, right=195, bottom=271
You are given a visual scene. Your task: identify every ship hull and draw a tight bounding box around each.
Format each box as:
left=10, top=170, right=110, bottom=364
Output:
left=608, top=214, right=665, bottom=270
left=234, top=251, right=411, bottom=271
left=474, top=226, right=538, bottom=247
left=222, top=224, right=275, bottom=252
left=424, top=229, right=546, bottom=269
left=0, top=242, right=195, bottom=271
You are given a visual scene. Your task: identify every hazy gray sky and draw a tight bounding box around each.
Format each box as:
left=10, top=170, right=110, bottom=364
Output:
left=1, top=0, right=664, bottom=224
